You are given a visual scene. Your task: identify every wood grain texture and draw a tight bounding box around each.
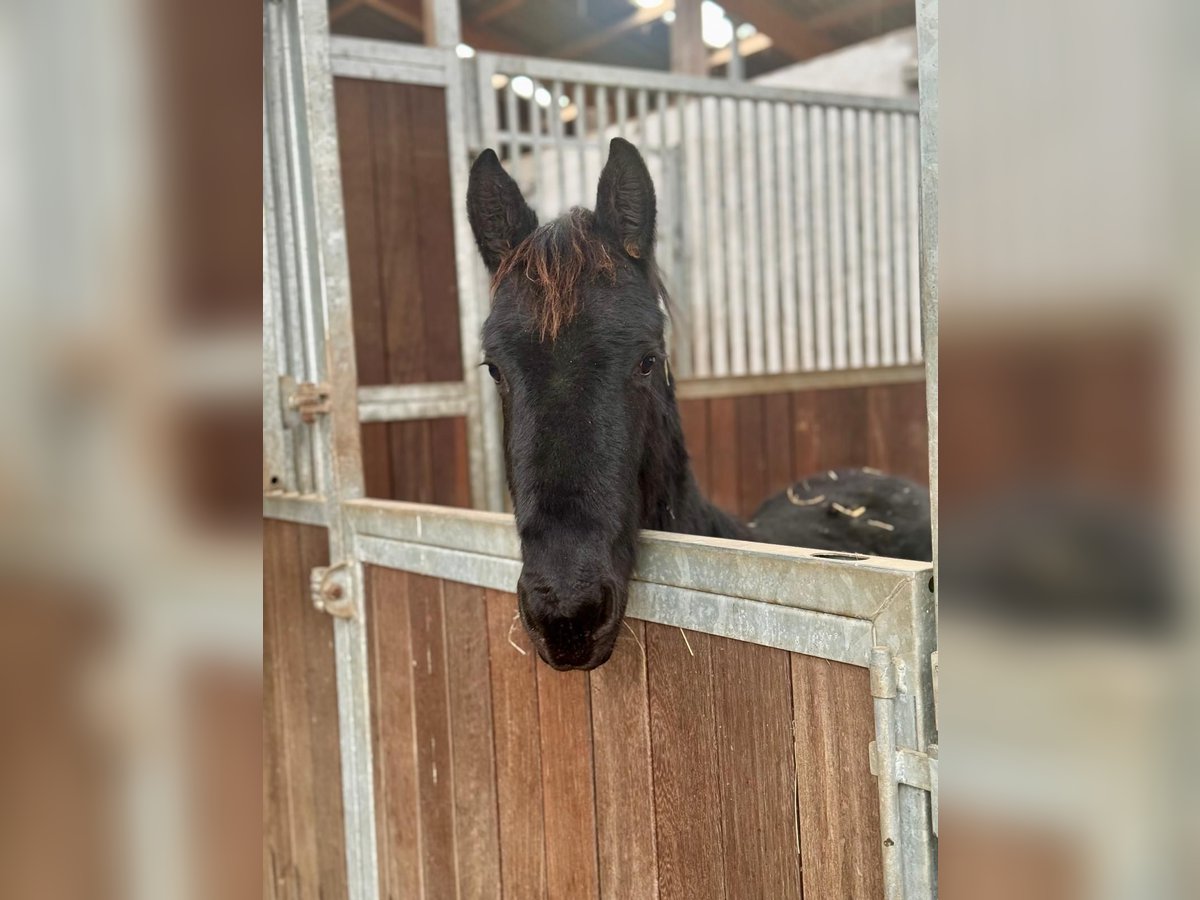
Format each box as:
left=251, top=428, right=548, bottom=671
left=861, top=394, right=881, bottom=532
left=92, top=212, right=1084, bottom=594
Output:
left=408, top=573, right=458, bottom=898
left=646, top=624, right=725, bottom=900
left=678, top=397, right=710, bottom=498
left=590, top=619, right=659, bottom=899
left=536, top=666, right=601, bottom=900
left=366, top=566, right=422, bottom=900
left=791, top=654, right=884, bottom=900
left=262, top=521, right=348, bottom=900
left=442, top=581, right=502, bottom=900
left=710, top=637, right=803, bottom=898
left=485, top=589, right=546, bottom=898
left=735, top=395, right=768, bottom=517
left=707, top=397, right=739, bottom=515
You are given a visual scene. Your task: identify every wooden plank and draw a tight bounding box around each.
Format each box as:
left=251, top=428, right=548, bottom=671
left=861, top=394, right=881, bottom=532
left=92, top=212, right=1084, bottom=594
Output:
left=646, top=624, right=724, bottom=900
left=485, top=589, right=546, bottom=898
left=409, top=85, right=464, bottom=383
left=443, top=581, right=502, bottom=900
left=371, top=81, right=427, bottom=385
left=429, top=416, right=471, bottom=508
left=590, top=619, right=659, bottom=899
left=334, top=78, right=389, bottom=387
left=763, top=392, right=795, bottom=500
left=389, top=419, right=435, bottom=504
left=866, top=382, right=929, bottom=485
left=677, top=397, right=710, bottom=499
left=790, top=389, right=820, bottom=478
left=707, top=397, right=739, bottom=515
left=812, top=386, right=869, bottom=473
left=735, top=395, right=768, bottom=519
left=295, top=526, right=349, bottom=900
left=262, top=519, right=294, bottom=900
left=791, top=655, right=884, bottom=900
left=262, top=522, right=349, bottom=900
left=367, top=566, right=422, bottom=900
left=360, top=422, right=394, bottom=499
left=537, top=666, right=601, bottom=900
left=408, top=573, right=458, bottom=896
left=711, top=637, right=802, bottom=898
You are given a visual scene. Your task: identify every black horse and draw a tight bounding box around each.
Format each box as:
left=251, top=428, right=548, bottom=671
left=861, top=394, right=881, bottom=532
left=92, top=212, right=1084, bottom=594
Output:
left=467, top=137, right=930, bottom=670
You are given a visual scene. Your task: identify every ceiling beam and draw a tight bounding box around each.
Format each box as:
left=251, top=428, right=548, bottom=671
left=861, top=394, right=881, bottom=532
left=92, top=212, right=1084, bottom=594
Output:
left=721, top=0, right=909, bottom=62
left=471, top=0, right=527, bottom=26
left=707, top=31, right=773, bottom=68
left=558, top=0, right=675, bottom=61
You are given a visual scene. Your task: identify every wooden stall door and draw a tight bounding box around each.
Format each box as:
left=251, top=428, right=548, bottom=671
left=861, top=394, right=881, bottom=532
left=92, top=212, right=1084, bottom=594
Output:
left=366, top=568, right=885, bottom=899
left=263, top=521, right=348, bottom=900
left=336, top=77, right=472, bottom=508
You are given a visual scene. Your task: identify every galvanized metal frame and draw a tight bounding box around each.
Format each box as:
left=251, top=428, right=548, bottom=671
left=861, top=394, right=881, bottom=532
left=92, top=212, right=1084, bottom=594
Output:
left=265, top=4, right=938, bottom=897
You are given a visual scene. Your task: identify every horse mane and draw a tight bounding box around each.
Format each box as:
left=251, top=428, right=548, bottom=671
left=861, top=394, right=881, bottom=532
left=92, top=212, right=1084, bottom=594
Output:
left=491, top=208, right=613, bottom=340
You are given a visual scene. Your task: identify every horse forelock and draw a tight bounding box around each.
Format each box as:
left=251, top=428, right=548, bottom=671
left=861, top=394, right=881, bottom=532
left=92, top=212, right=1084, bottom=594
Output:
left=492, top=208, right=616, bottom=340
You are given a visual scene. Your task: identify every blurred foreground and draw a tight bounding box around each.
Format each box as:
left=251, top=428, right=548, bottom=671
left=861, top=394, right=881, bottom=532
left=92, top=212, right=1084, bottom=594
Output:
left=0, top=0, right=1196, bottom=898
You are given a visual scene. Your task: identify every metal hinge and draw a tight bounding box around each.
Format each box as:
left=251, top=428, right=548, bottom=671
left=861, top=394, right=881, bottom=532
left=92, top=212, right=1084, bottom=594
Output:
left=281, top=375, right=332, bottom=426
left=310, top=563, right=355, bottom=618
left=870, top=741, right=939, bottom=836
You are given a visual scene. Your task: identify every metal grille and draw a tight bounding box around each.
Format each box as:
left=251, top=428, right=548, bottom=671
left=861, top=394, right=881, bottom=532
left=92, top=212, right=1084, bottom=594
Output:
left=477, top=55, right=922, bottom=379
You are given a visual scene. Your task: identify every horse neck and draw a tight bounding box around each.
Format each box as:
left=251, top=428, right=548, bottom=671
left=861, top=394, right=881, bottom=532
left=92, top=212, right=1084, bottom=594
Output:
left=639, top=384, right=756, bottom=542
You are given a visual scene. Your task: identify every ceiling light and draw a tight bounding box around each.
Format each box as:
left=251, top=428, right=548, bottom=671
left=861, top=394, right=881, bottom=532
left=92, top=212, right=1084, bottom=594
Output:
left=511, top=76, right=534, bottom=99
left=663, top=10, right=676, bottom=24
left=632, top=0, right=664, bottom=8
left=700, top=2, right=733, bottom=49
left=455, top=43, right=475, bottom=59
left=534, top=87, right=552, bottom=107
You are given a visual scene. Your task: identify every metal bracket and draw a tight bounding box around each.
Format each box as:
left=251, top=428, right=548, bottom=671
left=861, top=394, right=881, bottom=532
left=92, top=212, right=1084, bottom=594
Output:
left=281, top=375, right=332, bottom=426
left=310, top=563, right=355, bottom=618
left=870, top=741, right=939, bottom=836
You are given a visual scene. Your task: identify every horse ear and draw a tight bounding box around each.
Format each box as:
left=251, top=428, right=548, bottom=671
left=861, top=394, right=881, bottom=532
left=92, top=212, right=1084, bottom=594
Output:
left=467, top=149, right=538, bottom=272
left=595, top=138, right=656, bottom=261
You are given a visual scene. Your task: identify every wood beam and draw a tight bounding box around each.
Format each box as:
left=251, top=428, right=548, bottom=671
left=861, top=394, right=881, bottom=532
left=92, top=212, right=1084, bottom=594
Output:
left=330, top=0, right=368, bottom=26
left=707, top=32, right=773, bottom=69
left=471, top=0, right=527, bottom=26
left=559, top=0, right=675, bottom=61
left=670, top=0, right=706, bottom=75
left=717, top=0, right=837, bottom=60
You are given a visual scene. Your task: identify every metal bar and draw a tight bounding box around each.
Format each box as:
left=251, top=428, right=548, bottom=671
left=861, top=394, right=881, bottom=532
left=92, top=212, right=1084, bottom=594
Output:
left=470, top=56, right=506, bottom=511
left=795, top=103, right=816, bottom=371
left=890, top=111, right=909, bottom=365
left=775, top=102, right=798, bottom=372
left=740, top=99, right=764, bottom=375
left=871, top=648, right=904, bottom=900
left=844, top=108, right=864, bottom=369
left=906, top=113, right=923, bottom=362
left=281, top=5, right=375, bottom=900
left=615, top=85, right=628, bottom=139
left=758, top=101, right=782, bottom=374
left=682, top=96, right=708, bottom=376
left=810, top=105, right=831, bottom=370
left=263, top=491, right=329, bottom=526
left=357, top=382, right=470, bottom=422
left=476, top=52, right=919, bottom=113
left=574, top=81, right=587, bottom=206
left=828, top=106, right=848, bottom=369
left=675, top=364, right=925, bottom=400
left=531, top=80, right=545, bottom=214
left=722, top=97, right=746, bottom=374
left=918, top=0, right=939, bottom=611
left=345, top=499, right=929, bottom=621
left=551, top=79, right=567, bottom=213
left=702, top=96, right=727, bottom=376
left=875, top=111, right=895, bottom=366
left=263, top=140, right=297, bottom=491
left=860, top=108, right=879, bottom=368
left=356, top=534, right=874, bottom=665
left=635, top=87, right=649, bottom=146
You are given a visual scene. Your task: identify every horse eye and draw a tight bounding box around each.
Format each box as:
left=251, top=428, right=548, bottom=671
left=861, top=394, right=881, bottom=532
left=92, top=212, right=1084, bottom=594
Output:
left=638, top=354, right=657, bottom=377
left=486, top=363, right=501, bottom=384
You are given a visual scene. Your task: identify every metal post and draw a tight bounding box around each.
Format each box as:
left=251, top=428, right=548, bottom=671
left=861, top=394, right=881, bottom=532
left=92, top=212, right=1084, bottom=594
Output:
left=268, top=2, right=378, bottom=899
left=917, top=0, right=938, bottom=597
